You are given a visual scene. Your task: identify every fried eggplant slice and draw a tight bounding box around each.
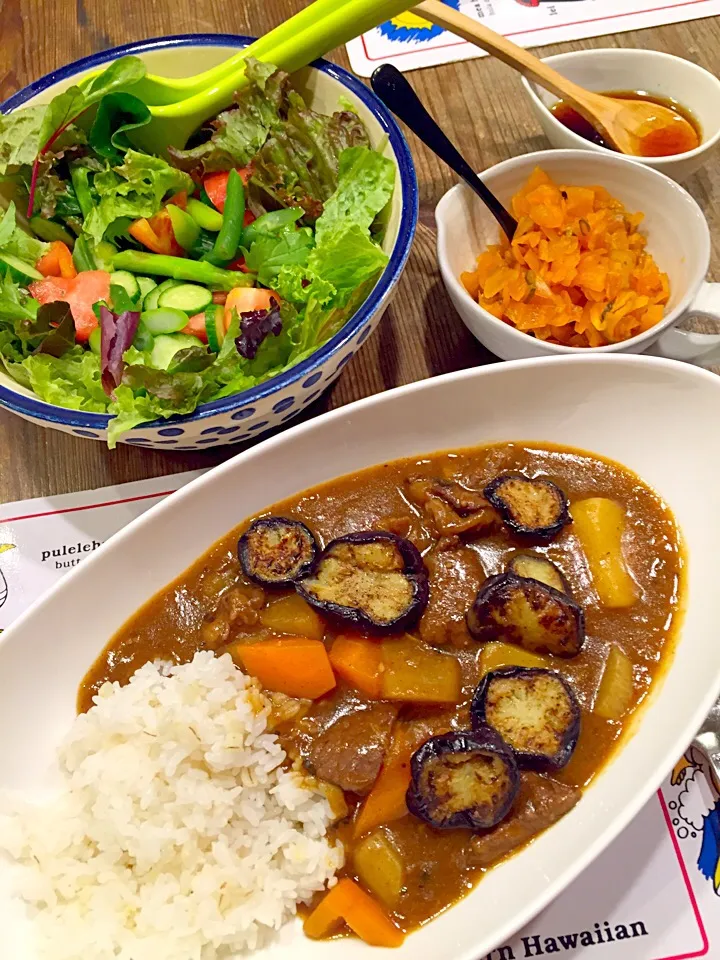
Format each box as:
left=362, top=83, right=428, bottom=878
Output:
left=239, top=517, right=318, bottom=587
left=406, top=728, right=519, bottom=831
left=471, top=667, right=581, bottom=771
left=506, top=553, right=569, bottom=595
left=484, top=474, right=570, bottom=541
left=297, top=531, right=429, bottom=634
left=466, top=572, right=584, bottom=657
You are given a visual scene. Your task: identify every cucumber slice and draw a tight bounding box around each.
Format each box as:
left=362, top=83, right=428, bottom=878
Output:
left=143, top=286, right=161, bottom=311
left=136, top=277, right=157, bottom=301
left=88, top=326, right=102, bottom=356
left=205, top=304, right=225, bottom=352
left=141, top=307, right=189, bottom=335
left=150, top=332, right=205, bottom=371
left=158, top=283, right=212, bottom=314
left=108, top=270, right=139, bottom=300
left=186, top=198, right=224, bottom=232
left=0, top=253, right=43, bottom=281
left=143, top=278, right=179, bottom=311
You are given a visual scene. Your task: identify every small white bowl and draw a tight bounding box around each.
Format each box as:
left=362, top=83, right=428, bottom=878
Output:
left=436, top=149, right=720, bottom=364
left=522, top=48, right=720, bottom=183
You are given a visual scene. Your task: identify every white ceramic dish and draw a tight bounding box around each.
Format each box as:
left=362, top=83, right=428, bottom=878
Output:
left=436, top=149, right=720, bottom=364
left=0, top=35, right=417, bottom=450
left=521, top=48, right=720, bottom=183
left=2, top=354, right=720, bottom=959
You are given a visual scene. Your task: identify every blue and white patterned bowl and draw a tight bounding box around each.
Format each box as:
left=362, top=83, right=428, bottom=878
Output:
left=0, top=35, right=418, bottom=450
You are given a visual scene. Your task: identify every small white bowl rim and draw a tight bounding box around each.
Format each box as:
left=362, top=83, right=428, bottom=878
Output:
left=436, top=148, right=710, bottom=355
left=521, top=48, right=720, bottom=166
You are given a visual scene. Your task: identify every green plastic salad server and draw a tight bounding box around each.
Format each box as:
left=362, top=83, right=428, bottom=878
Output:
left=131, top=0, right=421, bottom=154
left=128, top=0, right=350, bottom=106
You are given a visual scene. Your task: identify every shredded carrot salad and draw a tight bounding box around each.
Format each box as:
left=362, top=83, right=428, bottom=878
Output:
left=461, top=168, right=670, bottom=348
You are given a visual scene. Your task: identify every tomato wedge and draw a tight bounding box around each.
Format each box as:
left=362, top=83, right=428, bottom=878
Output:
left=181, top=312, right=209, bottom=343
left=223, top=287, right=279, bottom=332
left=29, top=270, right=111, bottom=342
left=204, top=167, right=252, bottom=213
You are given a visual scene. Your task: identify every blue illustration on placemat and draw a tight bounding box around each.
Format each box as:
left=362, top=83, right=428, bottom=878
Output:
left=378, top=0, right=460, bottom=44
left=670, top=745, right=720, bottom=893
left=0, top=542, right=15, bottom=612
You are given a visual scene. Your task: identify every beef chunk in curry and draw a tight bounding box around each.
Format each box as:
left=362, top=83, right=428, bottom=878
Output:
left=79, top=441, right=682, bottom=946
left=466, top=772, right=581, bottom=868
left=305, top=703, right=398, bottom=795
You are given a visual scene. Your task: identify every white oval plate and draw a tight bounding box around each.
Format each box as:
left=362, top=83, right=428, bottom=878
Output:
left=2, top=354, right=720, bottom=960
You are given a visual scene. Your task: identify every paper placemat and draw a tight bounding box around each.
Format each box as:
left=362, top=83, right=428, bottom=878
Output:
left=347, top=0, right=720, bottom=77
left=1, top=474, right=719, bottom=958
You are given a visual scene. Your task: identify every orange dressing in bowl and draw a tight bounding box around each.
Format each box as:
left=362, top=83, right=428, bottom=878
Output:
left=551, top=91, right=701, bottom=157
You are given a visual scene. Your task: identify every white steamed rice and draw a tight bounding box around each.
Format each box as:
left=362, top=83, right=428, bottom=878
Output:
left=0, top=651, right=343, bottom=960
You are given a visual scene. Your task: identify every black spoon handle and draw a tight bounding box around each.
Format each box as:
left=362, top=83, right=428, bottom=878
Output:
left=371, top=63, right=517, bottom=241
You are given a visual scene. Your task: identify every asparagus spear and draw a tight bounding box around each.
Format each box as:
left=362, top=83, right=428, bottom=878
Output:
left=112, top=250, right=253, bottom=291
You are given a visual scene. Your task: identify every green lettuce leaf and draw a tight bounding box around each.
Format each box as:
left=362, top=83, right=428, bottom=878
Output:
left=107, top=372, right=205, bottom=448
left=308, top=223, right=387, bottom=308
left=0, top=268, right=39, bottom=339
left=251, top=146, right=390, bottom=309
left=250, top=94, right=370, bottom=222
left=314, top=146, right=395, bottom=245
left=18, top=348, right=108, bottom=411
left=168, top=58, right=290, bottom=176
left=288, top=273, right=380, bottom=365
left=33, top=302, right=76, bottom=358
left=36, top=56, right=146, bottom=156
left=88, top=92, right=151, bottom=162
left=83, top=149, right=193, bottom=243
left=244, top=226, right=314, bottom=288
left=274, top=265, right=335, bottom=306
left=0, top=202, right=48, bottom=264
left=0, top=107, right=45, bottom=174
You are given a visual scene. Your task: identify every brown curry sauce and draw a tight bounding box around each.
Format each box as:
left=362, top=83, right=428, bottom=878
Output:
left=78, top=443, right=683, bottom=936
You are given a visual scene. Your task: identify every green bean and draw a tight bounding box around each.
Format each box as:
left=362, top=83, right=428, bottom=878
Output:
left=208, top=169, right=245, bottom=263
left=70, top=166, right=93, bottom=220
left=29, top=216, right=75, bottom=247
left=72, top=236, right=96, bottom=273
left=112, top=250, right=253, bottom=291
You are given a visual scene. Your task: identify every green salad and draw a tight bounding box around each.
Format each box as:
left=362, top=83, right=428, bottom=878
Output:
left=0, top=56, right=395, bottom=446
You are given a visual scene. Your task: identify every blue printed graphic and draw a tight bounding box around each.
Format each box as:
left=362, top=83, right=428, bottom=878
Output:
left=378, top=0, right=461, bottom=44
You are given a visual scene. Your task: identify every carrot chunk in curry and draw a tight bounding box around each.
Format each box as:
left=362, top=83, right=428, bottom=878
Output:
left=79, top=442, right=683, bottom=945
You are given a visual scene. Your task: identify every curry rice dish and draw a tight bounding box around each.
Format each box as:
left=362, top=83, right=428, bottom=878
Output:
left=1, top=441, right=683, bottom=956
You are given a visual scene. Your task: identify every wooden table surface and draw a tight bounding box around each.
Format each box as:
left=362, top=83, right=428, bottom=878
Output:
left=1, top=2, right=719, bottom=504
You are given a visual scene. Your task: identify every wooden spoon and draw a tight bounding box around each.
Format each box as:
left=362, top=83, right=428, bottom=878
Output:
left=413, top=0, right=699, bottom=157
